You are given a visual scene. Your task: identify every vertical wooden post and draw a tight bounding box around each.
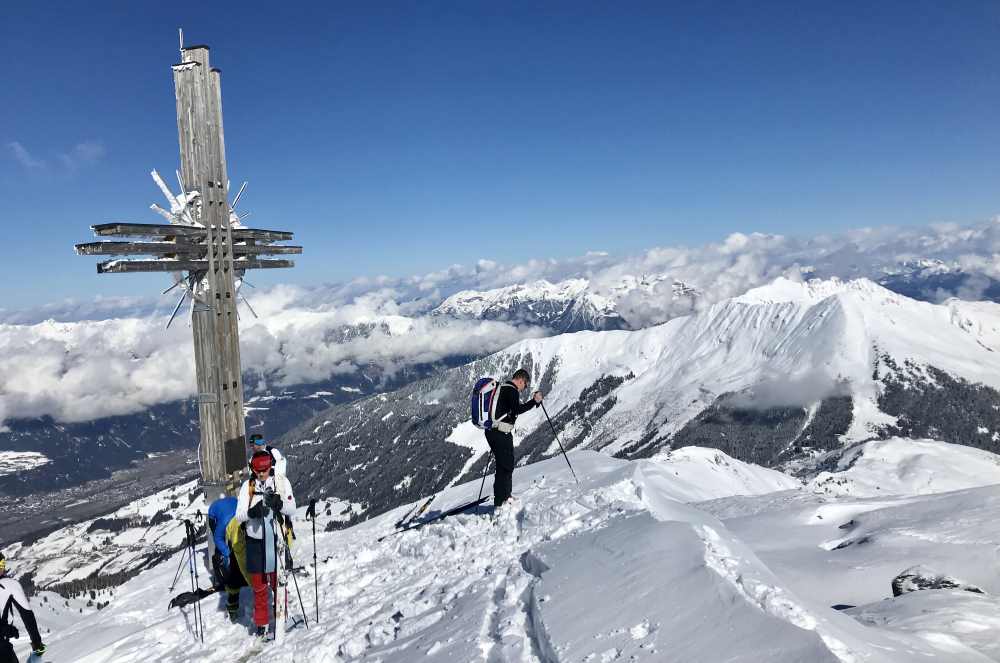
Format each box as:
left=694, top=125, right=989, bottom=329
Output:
left=172, top=46, right=246, bottom=498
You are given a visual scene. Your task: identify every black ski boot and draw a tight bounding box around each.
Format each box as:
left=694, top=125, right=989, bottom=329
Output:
left=227, top=591, right=240, bottom=623
left=255, top=625, right=267, bottom=639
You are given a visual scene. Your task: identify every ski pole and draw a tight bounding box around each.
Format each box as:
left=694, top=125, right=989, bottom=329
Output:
left=540, top=402, right=579, bottom=484
left=183, top=521, right=196, bottom=640
left=185, top=520, right=205, bottom=643
left=477, top=452, right=494, bottom=504
left=276, top=516, right=309, bottom=630
left=168, top=541, right=190, bottom=592
left=306, top=498, right=319, bottom=624
left=193, top=523, right=205, bottom=643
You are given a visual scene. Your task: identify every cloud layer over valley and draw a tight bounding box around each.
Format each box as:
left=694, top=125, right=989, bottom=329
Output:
left=4, top=218, right=1000, bottom=425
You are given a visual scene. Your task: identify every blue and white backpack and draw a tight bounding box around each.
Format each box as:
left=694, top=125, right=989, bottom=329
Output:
left=470, top=377, right=513, bottom=430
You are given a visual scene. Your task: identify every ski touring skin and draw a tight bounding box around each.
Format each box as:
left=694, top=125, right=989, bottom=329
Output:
left=378, top=496, right=490, bottom=542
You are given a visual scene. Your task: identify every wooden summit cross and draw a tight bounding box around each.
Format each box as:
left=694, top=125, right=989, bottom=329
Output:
left=75, top=41, right=301, bottom=498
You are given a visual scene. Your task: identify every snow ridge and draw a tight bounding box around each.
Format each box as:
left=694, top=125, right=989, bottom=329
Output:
left=698, top=524, right=857, bottom=663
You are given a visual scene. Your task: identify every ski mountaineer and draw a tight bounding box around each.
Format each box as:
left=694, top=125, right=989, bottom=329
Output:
left=235, top=451, right=296, bottom=639
left=249, top=433, right=297, bottom=545
left=485, top=368, right=543, bottom=509
left=206, top=497, right=248, bottom=622
left=0, top=553, right=45, bottom=662
left=249, top=433, right=287, bottom=476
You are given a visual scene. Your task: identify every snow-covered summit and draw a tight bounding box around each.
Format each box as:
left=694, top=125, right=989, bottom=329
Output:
left=432, top=278, right=626, bottom=332
left=733, top=276, right=896, bottom=305
left=435, top=279, right=595, bottom=316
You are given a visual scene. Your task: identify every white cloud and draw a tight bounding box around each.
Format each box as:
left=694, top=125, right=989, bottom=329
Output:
left=7, top=141, right=45, bottom=169
left=0, top=318, right=195, bottom=423
left=59, top=140, right=106, bottom=171
left=726, top=370, right=849, bottom=410
left=6, top=140, right=106, bottom=172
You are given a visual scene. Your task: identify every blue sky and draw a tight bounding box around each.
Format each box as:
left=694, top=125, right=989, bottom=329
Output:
left=3, top=1, right=1000, bottom=310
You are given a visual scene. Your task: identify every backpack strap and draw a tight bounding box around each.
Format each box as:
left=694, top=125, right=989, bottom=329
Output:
left=266, top=446, right=277, bottom=476
left=490, top=382, right=517, bottom=433
left=239, top=481, right=255, bottom=536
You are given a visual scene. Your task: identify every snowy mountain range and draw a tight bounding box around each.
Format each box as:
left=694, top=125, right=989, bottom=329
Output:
left=281, top=276, right=1000, bottom=523
left=434, top=278, right=632, bottom=331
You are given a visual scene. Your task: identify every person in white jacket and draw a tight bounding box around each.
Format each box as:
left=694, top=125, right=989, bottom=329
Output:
left=0, top=553, right=45, bottom=662
left=235, top=450, right=296, bottom=638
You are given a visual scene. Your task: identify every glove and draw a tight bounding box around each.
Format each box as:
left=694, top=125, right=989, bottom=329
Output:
left=32, top=643, right=45, bottom=657
left=264, top=492, right=283, bottom=512
left=2, top=623, right=18, bottom=639
left=247, top=501, right=268, bottom=519
left=211, top=552, right=226, bottom=589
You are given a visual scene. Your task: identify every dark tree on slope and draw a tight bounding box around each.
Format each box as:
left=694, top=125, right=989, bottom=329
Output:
left=877, top=360, right=1000, bottom=453
left=777, top=396, right=853, bottom=462
left=666, top=399, right=808, bottom=467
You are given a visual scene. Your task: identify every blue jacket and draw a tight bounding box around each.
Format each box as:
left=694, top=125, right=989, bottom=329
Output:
left=207, top=497, right=238, bottom=564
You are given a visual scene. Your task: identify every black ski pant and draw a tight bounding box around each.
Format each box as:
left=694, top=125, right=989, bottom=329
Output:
left=485, top=429, right=515, bottom=507
left=0, top=638, right=16, bottom=663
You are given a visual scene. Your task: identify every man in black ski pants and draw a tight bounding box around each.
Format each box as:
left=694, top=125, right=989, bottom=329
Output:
left=485, top=368, right=543, bottom=509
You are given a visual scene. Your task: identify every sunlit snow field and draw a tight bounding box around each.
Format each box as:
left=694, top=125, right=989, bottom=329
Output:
left=14, top=442, right=1000, bottom=662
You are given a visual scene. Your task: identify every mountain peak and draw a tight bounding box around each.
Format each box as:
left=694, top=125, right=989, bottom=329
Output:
left=734, top=276, right=895, bottom=305
left=432, top=277, right=624, bottom=332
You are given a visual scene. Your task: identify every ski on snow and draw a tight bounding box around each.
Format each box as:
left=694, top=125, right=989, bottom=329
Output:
left=395, top=495, right=436, bottom=529
left=378, top=496, right=490, bottom=542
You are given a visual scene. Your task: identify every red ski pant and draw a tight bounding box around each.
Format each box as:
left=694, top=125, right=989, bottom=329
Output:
left=249, top=571, right=277, bottom=626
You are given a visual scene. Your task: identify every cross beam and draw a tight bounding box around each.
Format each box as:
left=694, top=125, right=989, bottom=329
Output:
left=90, top=222, right=294, bottom=242
left=96, top=258, right=296, bottom=274
left=76, top=241, right=302, bottom=258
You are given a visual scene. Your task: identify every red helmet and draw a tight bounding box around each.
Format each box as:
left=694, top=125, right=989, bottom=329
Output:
left=249, top=451, right=272, bottom=474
